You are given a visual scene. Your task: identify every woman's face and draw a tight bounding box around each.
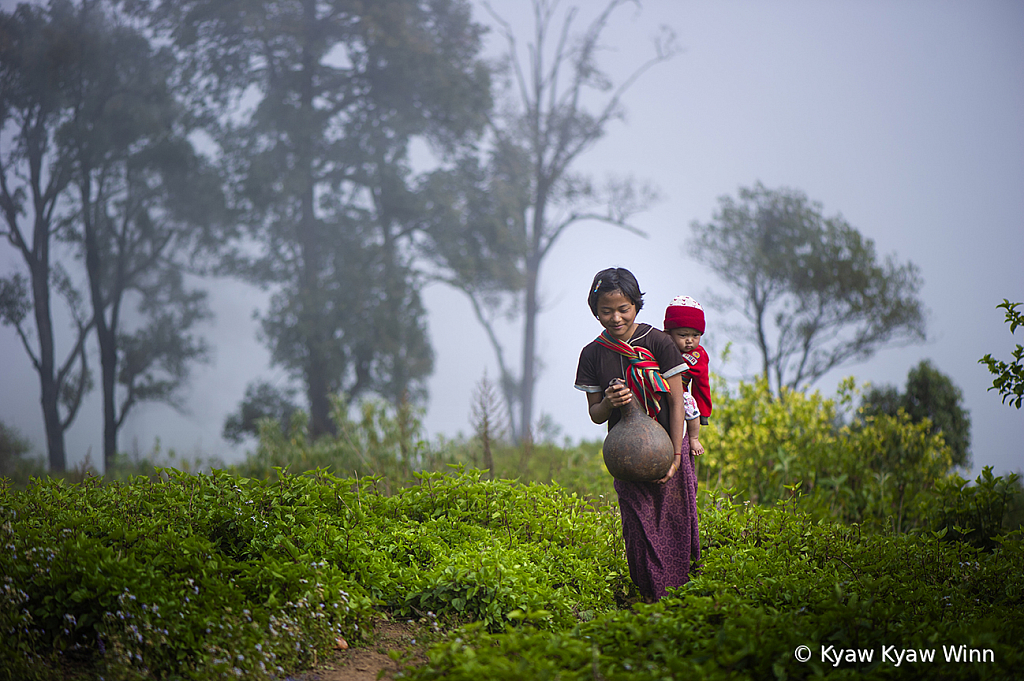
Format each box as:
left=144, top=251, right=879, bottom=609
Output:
left=596, top=289, right=638, bottom=341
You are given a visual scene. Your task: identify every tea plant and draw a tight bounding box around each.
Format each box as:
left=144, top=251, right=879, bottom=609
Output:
left=1, top=470, right=373, bottom=679
left=924, top=467, right=1023, bottom=550
left=405, top=490, right=1024, bottom=681
left=0, top=467, right=631, bottom=679
left=4, top=410, right=1021, bottom=681
left=701, top=376, right=961, bottom=533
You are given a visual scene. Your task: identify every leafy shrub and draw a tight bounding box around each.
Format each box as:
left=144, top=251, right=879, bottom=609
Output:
left=0, top=420, right=45, bottom=486
left=0, top=467, right=630, bottom=679
left=405, top=490, right=1024, bottom=681
left=334, top=468, right=630, bottom=629
left=232, top=398, right=455, bottom=493
left=1, top=470, right=372, bottom=679
left=698, top=376, right=841, bottom=505
left=924, top=467, right=1023, bottom=550
left=701, top=376, right=954, bottom=533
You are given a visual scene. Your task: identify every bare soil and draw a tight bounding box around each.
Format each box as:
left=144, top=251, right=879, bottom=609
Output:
left=289, top=618, right=430, bottom=681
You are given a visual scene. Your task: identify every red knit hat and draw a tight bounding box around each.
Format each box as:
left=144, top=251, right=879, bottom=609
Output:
left=664, top=295, right=705, bottom=334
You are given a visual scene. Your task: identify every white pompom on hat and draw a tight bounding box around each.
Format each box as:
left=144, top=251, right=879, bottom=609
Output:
left=663, top=295, right=705, bottom=334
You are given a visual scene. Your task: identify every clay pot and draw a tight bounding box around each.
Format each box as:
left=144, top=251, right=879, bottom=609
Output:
left=603, top=390, right=675, bottom=483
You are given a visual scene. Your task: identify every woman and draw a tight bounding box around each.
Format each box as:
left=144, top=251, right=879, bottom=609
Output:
left=573, top=267, right=700, bottom=601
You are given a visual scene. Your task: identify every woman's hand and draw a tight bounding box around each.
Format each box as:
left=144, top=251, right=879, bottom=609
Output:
left=656, top=457, right=680, bottom=484
left=604, top=378, right=632, bottom=409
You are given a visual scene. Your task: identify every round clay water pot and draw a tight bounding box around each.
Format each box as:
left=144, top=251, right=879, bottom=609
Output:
left=602, top=392, right=675, bottom=482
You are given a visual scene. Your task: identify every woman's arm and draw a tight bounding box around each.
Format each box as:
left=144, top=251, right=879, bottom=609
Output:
left=586, top=380, right=632, bottom=424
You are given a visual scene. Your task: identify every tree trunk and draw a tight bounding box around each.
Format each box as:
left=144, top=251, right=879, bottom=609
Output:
left=520, top=256, right=539, bottom=446
left=752, top=287, right=773, bottom=395
left=297, top=0, right=333, bottom=439
left=377, top=179, right=409, bottom=406
left=79, top=173, right=121, bottom=470
left=31, top=252, right=66, bottom=472
left=518, top=182, right=548, bottom=446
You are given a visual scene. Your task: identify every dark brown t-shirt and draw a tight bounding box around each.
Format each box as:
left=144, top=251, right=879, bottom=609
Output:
left=574, top=323, right=684, bottom=432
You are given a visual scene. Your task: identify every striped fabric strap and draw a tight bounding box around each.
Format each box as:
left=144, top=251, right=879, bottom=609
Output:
left=594, top=331, right=669, bottom=418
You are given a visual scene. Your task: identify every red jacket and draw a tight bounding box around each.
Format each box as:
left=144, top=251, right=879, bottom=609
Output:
left=679, top=344, right=712, bottom=422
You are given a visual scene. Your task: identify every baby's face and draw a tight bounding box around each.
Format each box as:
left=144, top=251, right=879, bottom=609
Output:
left=668, top=327, right=702, bottom=354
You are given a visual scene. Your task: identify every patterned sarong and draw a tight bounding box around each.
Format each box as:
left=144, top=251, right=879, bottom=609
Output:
left=615, top=436, right=701, bottom=600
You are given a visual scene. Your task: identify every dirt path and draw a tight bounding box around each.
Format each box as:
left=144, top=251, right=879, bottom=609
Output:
left=291, top=619, right=429, bottom=681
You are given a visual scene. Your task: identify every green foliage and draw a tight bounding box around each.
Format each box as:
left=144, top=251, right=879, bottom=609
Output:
left=405, top=491, right=1024, bottom=681
left=698, top=376, right=841, bottom=506
left=4, top=437, right=1021, bottom=680
left=231, top=397, right=451, bottom=493
left=0, top=468, right=630, bottom=679
left=861, top=359, right=972, bottom=468
left=924, top=467, right=1024, bottom=550
left=979, top=300, right=1024, bottom=409
left=702, top=376, right=954, bottom=533
left=5, top=363, right=1017, bottom=679
left=0, top=419, right=45, bottom=484
left=222, top=380, right=299, bottom=445
left=147, top=0, right=493, bottom=436
left=692, top=183, right=926, bottom=395
left=0, top=469, right=373, bottom=679
left=350, top=469, right=629, bottom=630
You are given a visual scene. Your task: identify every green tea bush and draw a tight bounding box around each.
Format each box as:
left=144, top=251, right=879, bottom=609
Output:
left=924, top=467, right=1023, bottom=550
left=235, top=394, right=617, bottom=501
left=405, top=490, right=1024, bottom=681
left=698, top=377, right=841, bottom=505
left=322, top=468, right=630, bottom=629
left=439, top=435, right=616, bottom=501
left=0, top=467, right=631, bottom=679
left=232, top=398, right=452, bottom=492
left=702, top=377, right=959, bottom=533
left=1, top=470, right=373, bottom=680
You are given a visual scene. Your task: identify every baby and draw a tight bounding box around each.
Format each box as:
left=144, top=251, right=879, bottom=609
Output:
left=663, top=296, right=713, bottom=457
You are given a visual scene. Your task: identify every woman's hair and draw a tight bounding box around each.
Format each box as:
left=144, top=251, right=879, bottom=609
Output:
left=587, top=267, right=644, bottom=317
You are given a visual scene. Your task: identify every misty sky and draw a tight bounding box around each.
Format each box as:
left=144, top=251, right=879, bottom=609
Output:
left=2, top=0, right=1022, bottom=477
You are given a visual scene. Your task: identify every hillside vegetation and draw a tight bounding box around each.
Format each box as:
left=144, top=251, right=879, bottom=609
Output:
left=2, top=378, right=1022, bottom=679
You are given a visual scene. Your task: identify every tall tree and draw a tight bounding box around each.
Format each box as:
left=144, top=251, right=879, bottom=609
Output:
left=422, top=0, right=675, bottom=442
left=144, top=0, right=490, bottom=438
left=59, top=0, right=226, bottom=470
left=861, top=360, right=971, bottom=468
left=0, top=1, right=93, bottom=472
left=419, top=148, right=530, bottom=432
left=691, top=183, right=927, bottom=395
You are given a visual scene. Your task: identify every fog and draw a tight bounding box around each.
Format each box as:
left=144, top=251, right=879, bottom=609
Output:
left=1, top=0, right=1021, bottom=476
